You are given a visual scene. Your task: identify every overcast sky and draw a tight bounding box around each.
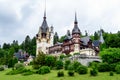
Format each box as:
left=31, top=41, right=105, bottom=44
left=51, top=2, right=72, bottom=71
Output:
left=0, top=0, right=120, bottom=46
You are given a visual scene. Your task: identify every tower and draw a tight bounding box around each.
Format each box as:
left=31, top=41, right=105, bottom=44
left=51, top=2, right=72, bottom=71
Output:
left=99, top=29, right=104, bottom=44
left=36, top=10, right=54, bottom=55
left=72, top=12, right=81, bottom=53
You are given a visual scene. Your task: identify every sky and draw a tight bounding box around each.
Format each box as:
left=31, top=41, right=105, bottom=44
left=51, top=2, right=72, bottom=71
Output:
left=0, top=0, right=120, bottom=46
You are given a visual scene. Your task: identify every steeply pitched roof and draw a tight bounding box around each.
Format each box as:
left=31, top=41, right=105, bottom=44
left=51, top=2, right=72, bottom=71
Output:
left=40, top=11, right=49, bottom=33
left=81, top=36, right=90, bottom=45
left=93, top=40, right=100, bottom=47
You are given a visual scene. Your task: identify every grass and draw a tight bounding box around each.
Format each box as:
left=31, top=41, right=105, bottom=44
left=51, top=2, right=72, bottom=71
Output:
left=0, top=66, right=120, bottom=80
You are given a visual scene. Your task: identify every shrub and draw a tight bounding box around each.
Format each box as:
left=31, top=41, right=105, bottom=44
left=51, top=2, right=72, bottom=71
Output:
left=100, top=48, right=120, bottom=64
left=38, top=66, right=50, bottom=74
left=68, top=64, right=74, bottom=70
left=57, top=71, right=64, bottom=77
left=89, top=62, right=99, bottom=68
left=32, top=64, right=40, bottom=69
left=90, top=67, right=98, bottom=76
left=55, top=60, right=63, bottom=70
left=115, top=65, right=120, bottom=74
left=6, top=68, right=28, bottom=75
left=77, top=65, right=88, bottom=74
left=73, top=61, right=81, bottom=72
left=98, top=63, right=110, bottom=72
left=32, top=52, right=46, bottom=69
left=22, top=70, right=33, bottom=76
left=8, top=57, right=18, bottom=68
left=14, top=63, right=24, bottom=70
left=68, top=70, right=74, bottom=76
left=0, top=66, right=4, bottom=71
left=60, top=54, right=66, bottom=60
left=45, top=55, right=56, bottom=68
left=109, top=63, right=117, bottom=71
left=109, top=71, right=114, bottom=76
left=64, top=60, right=71, bottom=70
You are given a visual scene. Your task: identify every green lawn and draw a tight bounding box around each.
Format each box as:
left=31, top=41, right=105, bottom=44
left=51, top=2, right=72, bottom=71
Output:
left=0, top=67, right=120, bottom=80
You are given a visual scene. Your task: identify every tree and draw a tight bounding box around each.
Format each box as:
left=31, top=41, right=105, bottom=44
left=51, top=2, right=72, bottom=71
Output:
left=59, top=35, right=66, bottom=43
left=30, top=37, right=36, bottom=56
left=94, top=32, right=99, bottom=40
left=8, top=57, right=18, bottom=68
left=11, top=40, right=19, bottom=52
left=100, top=48, right=120, bottom=64
left=54, top=32, right=59, bottom=44
left=33, top=52, right=46, bottom=69
left=20, top=36, right=36, bottom=56
left=45, top=55, right=56, bottom=68
left=3, top=43, right=11, bottom=50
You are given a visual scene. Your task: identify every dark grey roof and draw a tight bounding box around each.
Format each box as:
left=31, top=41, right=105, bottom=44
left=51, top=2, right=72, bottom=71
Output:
left=81, top=36, right=91, bottom=45
left=40, top=18, right=49, bottom=33
left=72, top=24, right=80, bottom=34
left=72, top=13, right=80, bottom=34
left=40, top=11, right=49, bottom=33
left=93, top=40, right=100, bottom=47
left=14, top=50, right=29, bottom=60
left=64, top=35, right=72, bottom=41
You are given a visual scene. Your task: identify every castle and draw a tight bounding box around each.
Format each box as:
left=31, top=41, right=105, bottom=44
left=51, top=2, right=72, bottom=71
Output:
left=36, top=11, right=104, bottom=56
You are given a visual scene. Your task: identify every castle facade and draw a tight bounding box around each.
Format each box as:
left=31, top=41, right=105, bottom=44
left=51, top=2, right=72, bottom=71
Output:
left=36, top=11, right=104, bottom=56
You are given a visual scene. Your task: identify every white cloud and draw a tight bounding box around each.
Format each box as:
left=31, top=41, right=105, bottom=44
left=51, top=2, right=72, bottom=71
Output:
left=0, top=0, right=120, bottom=46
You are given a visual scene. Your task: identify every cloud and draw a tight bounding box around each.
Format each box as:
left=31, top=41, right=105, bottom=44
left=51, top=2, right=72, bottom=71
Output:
left=0, top=0, right=120, bottom=46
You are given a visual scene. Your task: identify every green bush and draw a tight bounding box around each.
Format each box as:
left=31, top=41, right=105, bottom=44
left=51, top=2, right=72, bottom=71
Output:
left=6, top=68, right=28, bottom=75
left=0, top=66, right=4, bottom=71
left=100, top=48, right=120, bottom=64
left=68, top=64, right=74, bottom=70
left=98, top=63, right=110, bottom=72
left=77, top=65, right=88, bottom=74
left=59, top=54, right=66, bottom=60
left=89, top=62, right=99, bottom=68
left=14, top=63, right=24, bottom=70
left=32, top=64, right=40, bottom=69
left=68, top=70, right=74, bottom=76
left=32, top=52, right=46, bottom=69
left=73, top=61, right=81, bottom=72
left=38, top=66, right=50, bottom=74
left=22, top=70, right=33, bottom=76
left=64, top=60, right=71, bottom=70
left=90, top=68, right=98, bottom=76
left=45, top=55, right=56, bottom=68
left=8, top=57, right=18, bottom=68
left=115, top=65, right=120, bottom=74
left=55, top=60, right=63, bottom=70
left=109, top=63, right=117, bottom=71
left=57, top=71, right=64, bottom=77
left=109, top=71, right=114, bottom=76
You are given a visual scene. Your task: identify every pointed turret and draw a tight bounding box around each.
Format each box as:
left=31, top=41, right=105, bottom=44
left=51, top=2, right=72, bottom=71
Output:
left=64, top=30, right=71, bottom=41
left=99, top=29, right=104, bottom=43
left=72, top=12, right=80, bottom=35
left=40, top=10, right=49, bottom=33
left=67, top=30, right=71, bottom=37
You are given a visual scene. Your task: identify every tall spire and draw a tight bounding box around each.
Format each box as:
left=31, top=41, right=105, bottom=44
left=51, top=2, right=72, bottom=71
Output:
left=40, top=0, right=48, bottom=33
left=74, top=12, right=78, bottom=24
left=43, top=0, right=46, bottom=19
left=72, top=12, right=80, bottom=34
left=43, top=9, right=46, bottom=19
